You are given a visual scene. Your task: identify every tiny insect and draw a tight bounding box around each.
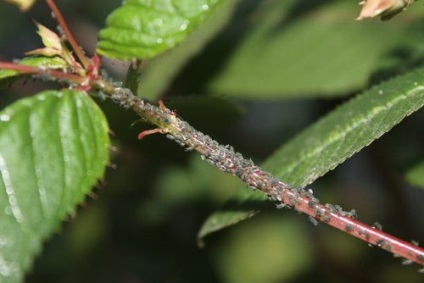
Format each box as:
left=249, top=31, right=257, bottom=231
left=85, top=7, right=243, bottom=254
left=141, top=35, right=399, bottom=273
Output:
left=308, top=216, right=319, bottom=226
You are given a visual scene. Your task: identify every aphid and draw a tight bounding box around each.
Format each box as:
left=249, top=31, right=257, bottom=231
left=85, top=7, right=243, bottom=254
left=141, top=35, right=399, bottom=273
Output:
left=288, top=194, right=297, bottom=206
left=276, top=203, right=287, bottom=209
left=98, top=91, right=109, bottom=100
left=348, top=209, right=358, bottom=219
left=334, top=205, right=344, bottom=213
left=256, top=182, right=263, bottom=190
left=325, top=203, right=336, bottom=213
left=205, top=159, right=215, bottom=166
left=270, top=179, right=279, bottom=186
left=322, top=215, right=331, bottom=223
left=372, top=222, right=383, bottom=231
left=234, top=168, right=243, bottom=178
left=401, top=259, right=413, bottom=266
left=308, top=216, right=319, bottom=226
left=203, top=150, right=211, bottom=158
left=314, top=207, right=323, bottom=219
left=345, top=224, right=354, bottom=232
left=376, top=239, right=385, bottom=247
left=240, top=174, right=248, bottom=183
left=308, top=199, right=318, bottom=208
left=364, top=231, right=371, bottom=241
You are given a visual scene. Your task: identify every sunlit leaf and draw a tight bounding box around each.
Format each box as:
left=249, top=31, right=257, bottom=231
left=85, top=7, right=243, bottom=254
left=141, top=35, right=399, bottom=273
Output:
left=128, top=0, right=239, bottom=100
left=97, top=0, right=222, bottom=60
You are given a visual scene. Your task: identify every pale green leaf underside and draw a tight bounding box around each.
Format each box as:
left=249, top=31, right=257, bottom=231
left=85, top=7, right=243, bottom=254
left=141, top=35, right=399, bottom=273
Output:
left=199, top=66, right=424, bottom=240
left=405, top=161, right=424, bottom=190
left=97, top=0, right=221, bottom=60
left=198, top=189, right=266, bottom=242
left=0, top=90, right=110, bottom=282
left=0, top=56, right=67, bottom=80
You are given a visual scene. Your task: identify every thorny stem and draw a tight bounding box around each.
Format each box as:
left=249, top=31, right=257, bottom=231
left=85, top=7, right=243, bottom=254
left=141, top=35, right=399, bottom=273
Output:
left=45, top=0, right=90, bottom=69
left=91, top=79, right=424, bottom=268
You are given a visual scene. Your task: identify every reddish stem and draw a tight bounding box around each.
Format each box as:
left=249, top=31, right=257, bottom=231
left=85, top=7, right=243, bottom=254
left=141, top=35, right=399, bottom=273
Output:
left=0, top=61, right=84, bottom=84
left=107, top=90, right=424, bottom=266
left=45, top=0, right=89, bottom=69
left=184, top=128, right=424, bottom=265
left=269, top=186, right=424, bottom=266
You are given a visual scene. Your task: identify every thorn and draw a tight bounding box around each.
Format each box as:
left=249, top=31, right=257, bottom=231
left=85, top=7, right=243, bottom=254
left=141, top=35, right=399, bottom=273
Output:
left=137, top=128, right=164, bottom=140
left=78, top=201, right=88, bottom=209
left=88, top=191, right=98, bottom=200
left=98, top=178, right=107, bottom=187
left=107, top=162, right=117, bottom=169
left=158, top=99, right=167, bottom=109
left=158, top=99, right=176, bottom=116
left=109, top=145, right=119, bottom=153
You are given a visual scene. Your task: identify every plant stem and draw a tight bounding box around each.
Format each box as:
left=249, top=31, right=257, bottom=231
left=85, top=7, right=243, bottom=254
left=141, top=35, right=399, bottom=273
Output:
left=93, top=80, right=424, bottom=267
left=45, top=0, right=90, bottom=69
left=0, top=61, right=84, bottom=83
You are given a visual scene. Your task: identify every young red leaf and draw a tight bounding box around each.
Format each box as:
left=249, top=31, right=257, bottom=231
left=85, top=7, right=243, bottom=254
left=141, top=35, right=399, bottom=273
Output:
left=356, top=0, right=415, bottom=20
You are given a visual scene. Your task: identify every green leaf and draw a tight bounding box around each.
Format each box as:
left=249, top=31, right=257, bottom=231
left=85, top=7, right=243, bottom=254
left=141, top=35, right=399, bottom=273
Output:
left=97, top=0, right=222, bottom=60
left=33, top=21, right=62, bottom=51
left=0, top=90, right=110, bottom=282
left=198, top=189, right=267, bottom=243
left=0, top=56, right=67, bottom=80
left=199, top=66, right=424, bottom=240
left=3, top=0, right=35, bottom=11
left=405, top=161, right=424, bottom=189
left=207, top=0, right=421, bottom=98
left=128, top=0, right=239, bottom=100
